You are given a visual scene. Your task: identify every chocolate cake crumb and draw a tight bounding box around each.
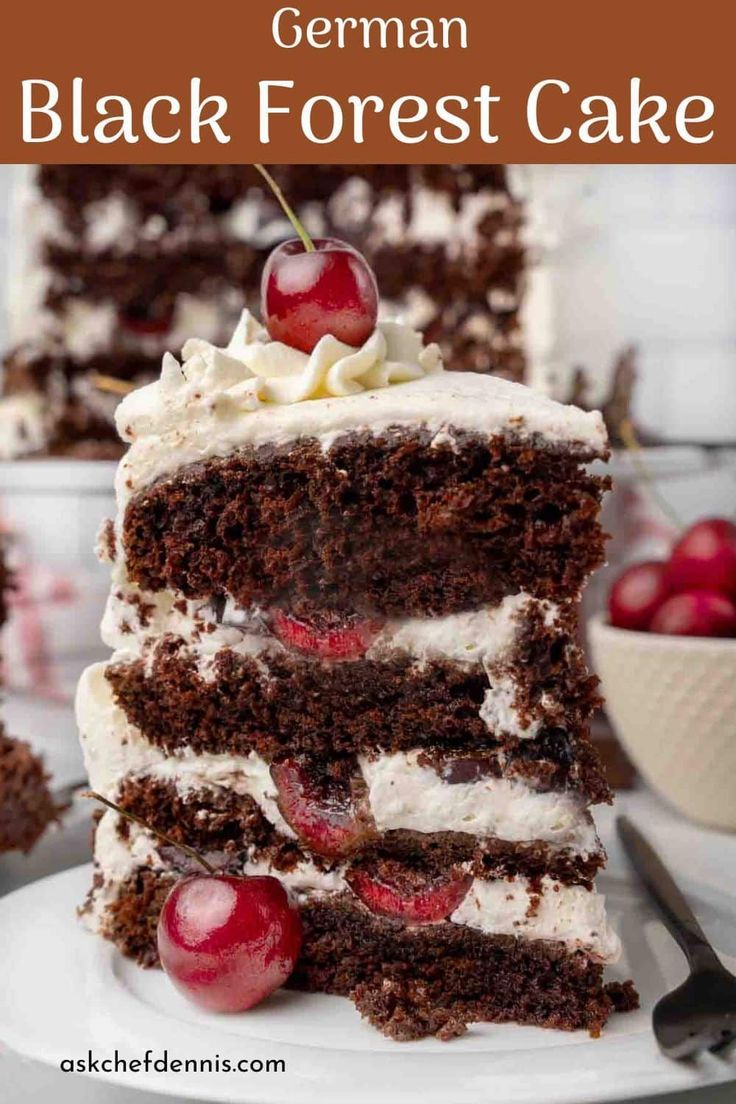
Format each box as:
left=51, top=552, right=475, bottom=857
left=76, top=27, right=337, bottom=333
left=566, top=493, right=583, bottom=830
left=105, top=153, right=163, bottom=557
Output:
left=605, top=979, right=640, bottom=1013
left=122, top=430, right=609, bottom=618
left=0, top=731, right=58, bottom=853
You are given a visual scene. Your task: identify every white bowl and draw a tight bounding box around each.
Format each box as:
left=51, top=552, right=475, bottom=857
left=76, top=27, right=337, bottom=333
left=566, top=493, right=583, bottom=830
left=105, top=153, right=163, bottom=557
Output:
left=0, top=460, right=116, bottom=701
left=589, top=613, right=736, bottom=830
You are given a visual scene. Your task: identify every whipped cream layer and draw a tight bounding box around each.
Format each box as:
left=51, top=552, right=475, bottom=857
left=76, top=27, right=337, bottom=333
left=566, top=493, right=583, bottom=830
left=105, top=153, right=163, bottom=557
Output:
left=77, top=662, right=598, bottom=856
left=113, top=310, right=606, bottom=508
left=360, top=750, right=598, bottom=856
left=100, top=596, right=558, bottom=741
left=451, top=874, right=620, bottom=962
left=99, top=581, right=560, bottom=741
left=88, top=810, right=618, bottom=962
left=101, top=564, right=551, bottom=659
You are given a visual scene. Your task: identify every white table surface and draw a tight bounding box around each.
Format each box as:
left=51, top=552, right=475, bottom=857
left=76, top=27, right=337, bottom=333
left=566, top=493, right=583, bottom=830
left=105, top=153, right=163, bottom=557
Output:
left=1, top=691, right=734, bottom=1104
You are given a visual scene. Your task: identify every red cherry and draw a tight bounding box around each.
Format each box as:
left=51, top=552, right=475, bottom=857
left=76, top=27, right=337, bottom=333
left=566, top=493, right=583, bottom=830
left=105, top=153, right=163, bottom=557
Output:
left=271, top=609, right=383, bottom=660
left=120, top=307, right=174, bottom=336
left=271, top=758, right=376, bottom=857
left=346, top=863, right=472, bottom=925
left=649, top=590, right=736, bottom=638
left=157, top=874, right=302, bottom=1013
left=608, top=561, right=671, bottom=631
left=261, top=238, right=379, bottom=354
left=667, top=518, right=736, bottom=598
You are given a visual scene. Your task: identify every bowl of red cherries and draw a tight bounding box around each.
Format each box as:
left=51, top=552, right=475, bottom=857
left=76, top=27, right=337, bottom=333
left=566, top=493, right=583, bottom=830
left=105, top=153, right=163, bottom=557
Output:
left=589, top=517, right=736, bottom=830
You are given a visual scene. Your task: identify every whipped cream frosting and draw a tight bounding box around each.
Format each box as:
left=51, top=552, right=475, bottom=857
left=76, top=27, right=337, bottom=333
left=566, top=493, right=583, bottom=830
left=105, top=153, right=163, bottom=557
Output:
left=99, top=582, right=559, bottom=741
left=101, top=569, right=545, bottom=662
left=113, top=310, right=607, bottom=506
left=116, top=308, right=440, bottom=448
left=451, top=874, right=620, bottom=963
left=77, top=663, right=598, bottom=858
left=360, top=750, right=599, bottom=857
left=88, top=811, right=617, bottom=960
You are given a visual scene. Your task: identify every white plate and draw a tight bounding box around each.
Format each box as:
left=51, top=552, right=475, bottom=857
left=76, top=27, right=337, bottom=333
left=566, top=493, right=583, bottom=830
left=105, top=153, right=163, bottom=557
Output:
left=0, top=856, right=734, bottom=1104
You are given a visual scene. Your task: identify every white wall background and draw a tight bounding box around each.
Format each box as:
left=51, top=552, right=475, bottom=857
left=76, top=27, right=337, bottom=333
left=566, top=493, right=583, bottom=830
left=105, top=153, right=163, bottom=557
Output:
left=521, top=164, right=736, bottom=443
left=0, top=164, right=735, bottom=443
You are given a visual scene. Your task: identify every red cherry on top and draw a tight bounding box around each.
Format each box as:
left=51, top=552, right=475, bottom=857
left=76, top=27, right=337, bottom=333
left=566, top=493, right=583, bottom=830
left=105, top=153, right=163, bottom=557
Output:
left=157, top=874, right=302, bottom=1013
left=608, top=560, right=671, bottom=631
left=649, top=590, right=736, bottom=638
left=666, top=518, right=736, bottom=599
left=261, top=237, right=379, bottom=355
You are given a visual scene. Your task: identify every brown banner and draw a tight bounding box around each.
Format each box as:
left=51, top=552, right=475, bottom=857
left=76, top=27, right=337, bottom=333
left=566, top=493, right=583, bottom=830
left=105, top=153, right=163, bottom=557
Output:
left=2, top=0, right=732, bottom=162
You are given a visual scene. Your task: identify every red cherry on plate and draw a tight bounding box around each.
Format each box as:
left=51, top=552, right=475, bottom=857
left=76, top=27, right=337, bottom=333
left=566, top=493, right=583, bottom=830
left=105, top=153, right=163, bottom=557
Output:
left=271, top=609, right=383, bottom=660
left=261, top=237, right=379, bottom=354
left=346, top=863, right=472, bottom=925
left=608, top=561, right=671, bottom=631
left=157, top=874, right=302, bottom=1013
left=649, top=590, right=736, bottom=638
left=271, top=758, right=376, bottom=857
left=666, top=518, right=736, bottom=598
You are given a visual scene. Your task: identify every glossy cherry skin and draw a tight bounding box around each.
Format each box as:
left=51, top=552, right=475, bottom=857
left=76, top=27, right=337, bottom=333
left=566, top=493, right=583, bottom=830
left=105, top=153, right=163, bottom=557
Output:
left=157, top=874, right=302, bottom=1013
left=261, top=237, right=379, bottom=354
left=270, top=609, right=383, bottom=661
left=271, top=758, right=376, bottom=857
left=666, top=518, right=736, bottom=598
left=346, top=865, right=472, bottom=925
left=608, top=560, right=671, bottom=631
left=649, top=590, right=736, bottom=638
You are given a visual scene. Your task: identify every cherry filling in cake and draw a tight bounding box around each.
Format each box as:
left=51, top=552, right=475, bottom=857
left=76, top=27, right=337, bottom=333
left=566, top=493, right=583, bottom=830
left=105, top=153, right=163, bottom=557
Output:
left=346, top=861, right=472, bottom=924
left=269, top=609, right=384, bottom=660
left=119, top=304, right=175, bottom=337
left=270, top=757, right=377, bottom=857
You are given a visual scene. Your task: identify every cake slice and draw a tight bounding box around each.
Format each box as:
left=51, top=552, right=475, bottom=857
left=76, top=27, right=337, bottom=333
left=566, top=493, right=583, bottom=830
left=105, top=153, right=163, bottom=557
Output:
left=0, top=731, right=57, bottom=853
left=0, top=544, right=58, bottom=853
left=78, top=300, right=634, bottom=1039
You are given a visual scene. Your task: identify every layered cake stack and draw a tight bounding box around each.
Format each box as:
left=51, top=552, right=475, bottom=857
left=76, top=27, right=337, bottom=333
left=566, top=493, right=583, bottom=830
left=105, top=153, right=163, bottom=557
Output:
left=2, top=165, right=524, bottom=457
left=78, top=303, right=633, bottom=1039
left=0, top=543, right=57, bottom=852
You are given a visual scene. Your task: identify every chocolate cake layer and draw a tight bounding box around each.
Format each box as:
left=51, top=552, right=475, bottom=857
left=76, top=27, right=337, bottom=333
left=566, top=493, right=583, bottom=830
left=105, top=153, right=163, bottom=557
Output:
left=95, top=868, right=635, bottom=1040
left=42, top=245, right=256, bottom=318
left=105, top=648, right=609, bottom=804
left=113, top=776, right=604, bottom=885
left=37, top=165, right=510, bottom=230
left=293, top=898, right=637, bottom=1040
left=122, top=431, right=609, bottom=619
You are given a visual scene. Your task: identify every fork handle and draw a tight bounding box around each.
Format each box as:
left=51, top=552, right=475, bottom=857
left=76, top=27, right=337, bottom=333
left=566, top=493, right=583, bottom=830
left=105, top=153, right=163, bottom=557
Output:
left=617, top=816, right=723, bottom=972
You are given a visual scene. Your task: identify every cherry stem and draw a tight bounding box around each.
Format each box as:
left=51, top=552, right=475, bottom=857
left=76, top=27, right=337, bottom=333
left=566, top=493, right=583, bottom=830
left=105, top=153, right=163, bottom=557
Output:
left=619, top=418, right=683, bottom=531
left=90, top=372, right=135, bottom=397
left=83, top=791, right=217, bottom=876
left=254, top=164, right=315, bottom=253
